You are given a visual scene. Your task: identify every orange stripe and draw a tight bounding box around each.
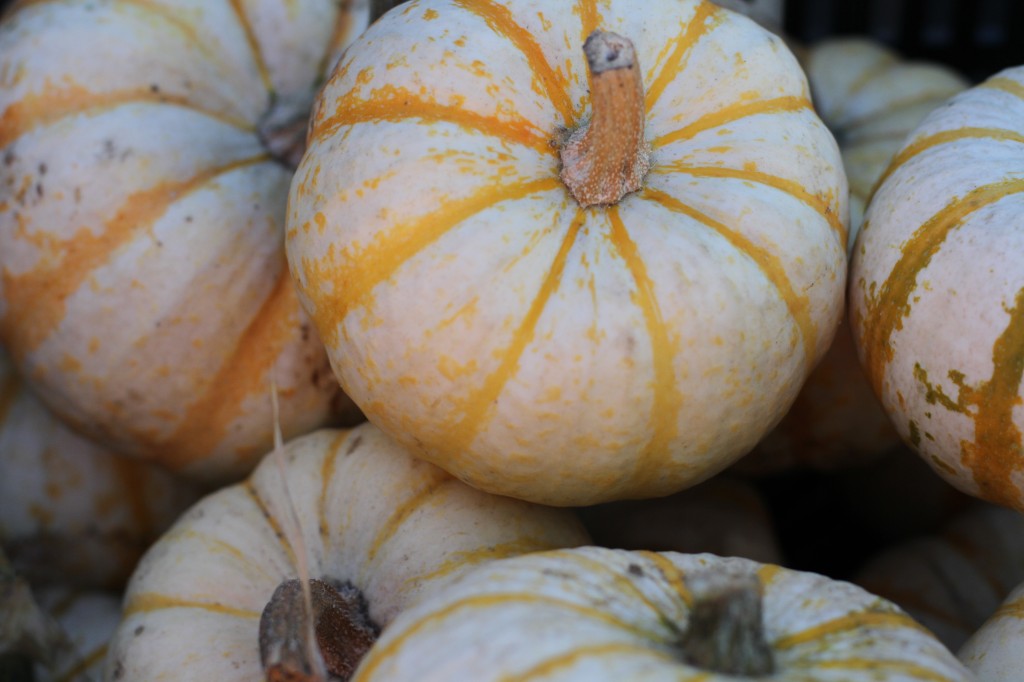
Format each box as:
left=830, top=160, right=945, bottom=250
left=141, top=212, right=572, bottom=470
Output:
left=860, top=180, right=1024, bottom=396
left=575, top=0, right=602, bottom=38
left=357, top=592, right=640, bottom=678
left=644, top=187, right=816, bottom=368
left=790, top=658, right=959, bottom=682
left=312, top=83, right=551, bottom=153
left=228, top=0, right=274, bottom=95
left=873, top=127, right=1024, bottom=201
left=407, top=537, right=566, bottom=587
left=123, top=592, right=260, bottom=619
left=502, top=642, right=675, bottom=681
left=653, top=96, right=811, bottom=148
left=453, top=0, right=574, bottom=125
left=774, top=610, right=925, bottom=649
left=636, top=551, right=692, bottom=608
left=366, top=475, right=451, bottom=563
left=607, top=207, right=683, bottom=490
left=994, top=594, right=1024, bottom=620
left=155, top=270, right=303, bottom=469
left=2, top=154, right=270, bottom=358
left=242, top=479, right=298, bottom=566
left=444, top=208, right=584, bottom=455
left=298, top=177, right=561, bottom=348
left=645, top=1, right=719, bottom=112
left=961, top=286, right=1024, bottom=509
left=318, top=430, right=351, bottom=548
left=981, top=75, right=1024, bottom=102
left=0, top=82, right=253, bottom=150
left=660, top=164, right=846, bottom=253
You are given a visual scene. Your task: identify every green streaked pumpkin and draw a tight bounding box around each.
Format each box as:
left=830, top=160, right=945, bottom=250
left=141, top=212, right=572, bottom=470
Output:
left=285, top=0, right=847, bottom=505
left=352, top=546, right=973, bottom=681
left=104, top=423, right=588, bottom=680
left=850, top=65, right=1024, bottom=511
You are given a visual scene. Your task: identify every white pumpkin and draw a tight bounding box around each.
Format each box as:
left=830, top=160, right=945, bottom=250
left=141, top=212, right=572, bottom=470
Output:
left=0, top=0, right=368, bottom=482
left=286, top=0, right=848, bottom=505
left=105, top=423, right=589, bottom=680
left=353, top=546, right=974, bottom=681
left=959, top=580, right=1024, bottom=681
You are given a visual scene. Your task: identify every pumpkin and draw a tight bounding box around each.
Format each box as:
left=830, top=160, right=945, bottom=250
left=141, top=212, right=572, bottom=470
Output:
left=353, top=545, right=973, bottom=681
left=0, top=347, right=201, bottom=589
left=105, top=422, right=589, bottom=680
left=739, top=39, right=969, bottom=474
left=850, top=65, right=1024, bottom=511
left=958, top=578, right=1024, bottom=681
left=856, top=504, right=1024, bottom=651
left=805, top=38, right=969, bottom=233
left=579, top=475, right=782, bottom=564
left=0, top=0, right=368, bottom=482
left=286, top=0, right=848, bottom=505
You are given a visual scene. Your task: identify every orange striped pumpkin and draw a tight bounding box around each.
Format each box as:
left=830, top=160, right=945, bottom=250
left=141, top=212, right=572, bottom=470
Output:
left=286, top=0, right=848, bottom=505
left=104, top=423, right=588, bottom=680
left=850, top=66, right=1024, bottom=511
left=352, top=546, right=974, bottom=681
left=0, top=0, right=367, bottom=482
left=1, top=348, right=201, bottom=589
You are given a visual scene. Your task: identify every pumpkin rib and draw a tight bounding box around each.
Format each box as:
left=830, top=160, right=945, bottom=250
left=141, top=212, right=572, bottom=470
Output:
left=226, top=0, right=274, bottom=96
left=500, top=642, right=679, bottom=682
left=303, top=178, right=561, bottom=343
left=0, top=88, right=256, bottom=150
left=652, top=95, right=811, bottom=149
left=358, top=592, right=662, bottom=679
left=636, top=550, right=694, bottom=609
left=859, top=179, right=1024, bottom=393
left=772, top=610, right=927, bottom=650
left=3, top=153, right=272, bottom=357
left=994, top=593, right=1024, bottom=618
left=317, top=429, right=351, bottom=549
left=642, top=186, right=816, bottom=369
left=443, top=207, right=584, bottom=457
left=122, top=592, right=261, bottom=620
left=791, top=659, right=961, bottom=682
left=311, top=85, right=552, bottom=154
left=364, top=475, right=452, bottom=564
left=561, top=549, right=679, bottom=625
left=657, top=163, right=846, bottom=242
left=162, top=527, right=277, bottom=583
left=644, top=0, right=719, bottom=114
left=403, top=537, right=571, bottom=588
left=981, top=76, right=1024, bottom=102
left=242, top=478, right=299, bottom=566
left=606, top=207, right=682, bottom=490
left=149, top=267, right=301, bottom=471
left=452, top=0, right=574, bottom=125
left=873, top=128, right=1024, bottom=198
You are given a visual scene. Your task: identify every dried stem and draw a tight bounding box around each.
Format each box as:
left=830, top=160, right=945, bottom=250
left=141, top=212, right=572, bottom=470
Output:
left=560, top=30, right=651, bottom=207
left=678, top=569, right=775, bottom=676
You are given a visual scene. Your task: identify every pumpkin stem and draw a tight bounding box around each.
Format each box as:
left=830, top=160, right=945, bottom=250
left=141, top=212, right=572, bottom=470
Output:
left=677, top=569, right=775, bottom=676
left=559, top=30, right=651, bottom=208
left=260, top=578, right=379, bottom=682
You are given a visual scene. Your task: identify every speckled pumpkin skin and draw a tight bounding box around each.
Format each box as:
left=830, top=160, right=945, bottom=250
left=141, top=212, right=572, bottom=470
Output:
left=286, top=0, right=847, bottom=505
left=0, top=0, right=367, bottom=482
left=850, top=66, right=1024, bottom=511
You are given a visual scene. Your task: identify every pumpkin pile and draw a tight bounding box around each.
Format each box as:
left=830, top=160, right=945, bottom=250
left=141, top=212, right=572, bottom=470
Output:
left=0, top=0, right=1021, bottom=680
